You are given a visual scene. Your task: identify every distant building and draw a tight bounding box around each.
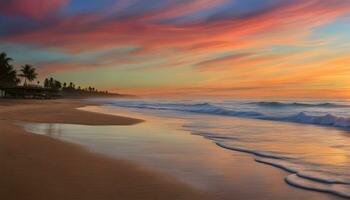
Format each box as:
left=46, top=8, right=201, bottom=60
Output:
left=0, top=89, right=4, bottom=97
left=0, top=86, right=60, bottom=99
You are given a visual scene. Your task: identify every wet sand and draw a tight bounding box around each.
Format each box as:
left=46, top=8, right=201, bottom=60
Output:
left=0, top=99, right=207, bottom=200
left=0, top=99, right=142, bottom=125
left=0, top=99, right=343, bottom=200
left=76, top=105, right=343, bottom=200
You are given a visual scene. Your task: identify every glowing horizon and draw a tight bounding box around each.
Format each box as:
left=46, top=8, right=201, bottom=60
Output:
left=1, top=0, right=350, bottom=98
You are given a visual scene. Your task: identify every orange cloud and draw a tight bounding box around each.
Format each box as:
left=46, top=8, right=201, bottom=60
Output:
left=1, top=0, right=350, bottom=97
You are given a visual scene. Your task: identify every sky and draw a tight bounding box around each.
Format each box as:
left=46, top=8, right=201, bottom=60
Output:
left=0, top=0, right=350, bottom=98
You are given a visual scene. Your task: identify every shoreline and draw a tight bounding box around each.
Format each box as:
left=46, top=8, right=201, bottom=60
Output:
left=0, top=99, right=342, bottom=200
left=0, top=99, right=143, bottom=125
left=66, top=105, right=342, bottom=200
left=0, top=99, right=208, bottom=200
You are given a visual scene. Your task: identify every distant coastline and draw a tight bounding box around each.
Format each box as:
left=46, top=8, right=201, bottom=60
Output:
left=60, top=90, right=136, bottom=99
left=1, top=52, right=133, bottom=99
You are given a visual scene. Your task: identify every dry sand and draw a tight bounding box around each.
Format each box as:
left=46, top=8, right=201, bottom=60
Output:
left=0, top=99, right=208, bottom=200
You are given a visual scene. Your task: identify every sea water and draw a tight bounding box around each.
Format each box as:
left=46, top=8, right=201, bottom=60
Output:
left=89, top=98, right=350, bottom=198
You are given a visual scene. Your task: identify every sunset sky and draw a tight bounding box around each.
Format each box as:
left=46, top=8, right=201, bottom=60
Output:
left=1, top=0, right=350, bottom=97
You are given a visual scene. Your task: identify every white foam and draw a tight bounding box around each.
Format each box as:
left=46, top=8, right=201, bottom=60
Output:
left=286, top=112, right=350, bottom=128
left=94, top=99, right=350, bottom=128
left=210, top=143, right=350, bottom=199
left=256, top=158, right=350, bottom=184
left=216, top=143, right=295, bottom=160
left=255, top=157, right=300, bottom=173
left=92, top=98, right=350, bottom=198
left=286, top=174, right=350, bottom=198
left=255, top=158, right=350, bottom=198
left=297, top=171, right=350, bottom=185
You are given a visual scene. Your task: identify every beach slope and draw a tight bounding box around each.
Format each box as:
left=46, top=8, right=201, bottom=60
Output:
left=0, top=99, right=207, bottom=200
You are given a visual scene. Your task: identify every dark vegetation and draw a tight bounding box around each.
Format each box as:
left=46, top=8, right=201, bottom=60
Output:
left=0, top=52, right=123, bottom=99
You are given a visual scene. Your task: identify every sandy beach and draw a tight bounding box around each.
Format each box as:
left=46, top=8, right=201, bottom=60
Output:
left=0, top=99, right=207, bottom=200
left=2, top=1, right=350, bottom=199
left=0, top=99, right=344, bottom=200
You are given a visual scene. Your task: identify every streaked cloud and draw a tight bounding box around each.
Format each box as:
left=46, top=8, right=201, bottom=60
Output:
left=1, top=0, right=350, bottom=97
left=0, top=0, right=68, bottom=19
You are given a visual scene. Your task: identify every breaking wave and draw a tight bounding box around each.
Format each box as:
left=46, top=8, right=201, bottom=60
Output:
left=97, top=100, right=350, bottom=128
left=250, top=101, right=349, bottom=108
left=195, top=132, right=350, bottom=199
left=92, top=98, right=350, bottom=198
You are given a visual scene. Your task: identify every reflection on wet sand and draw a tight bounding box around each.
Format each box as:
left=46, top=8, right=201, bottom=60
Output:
left=23, top=106, right=343, bottom=200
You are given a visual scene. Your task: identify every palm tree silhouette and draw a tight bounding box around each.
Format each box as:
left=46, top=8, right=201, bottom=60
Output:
left=0, top=52, right=19, bottom=87
left=0, top=52, right=12, bottom=66
left=19, top=64, right=38, bottom=86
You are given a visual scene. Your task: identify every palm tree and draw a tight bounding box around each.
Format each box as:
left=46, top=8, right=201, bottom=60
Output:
left=19, top=64, right=37, bottom=86
left=0, top=52, right=12, bottom=67
left=44, top=78, right=49, bottom=88
left=0, top=52, right=19, bottom=87
left=53, top=80, right=62, bottom=90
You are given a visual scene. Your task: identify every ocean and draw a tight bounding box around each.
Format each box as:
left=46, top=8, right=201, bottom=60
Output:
left=90, top=98, right=350, bottom=198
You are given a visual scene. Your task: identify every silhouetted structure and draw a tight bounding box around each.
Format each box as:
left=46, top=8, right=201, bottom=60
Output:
left=1, top=86, right=60, bottom=99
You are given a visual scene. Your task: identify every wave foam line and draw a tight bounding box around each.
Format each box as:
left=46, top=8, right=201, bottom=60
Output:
left=211, top=141, right=350, bottom=199
left=98, top=100, right=350, bottom=128
left=251, top=101, right=349, bottom=108
left=216, top=142, right=294, bottom=160
left=286, top=174, right=350, bottom=199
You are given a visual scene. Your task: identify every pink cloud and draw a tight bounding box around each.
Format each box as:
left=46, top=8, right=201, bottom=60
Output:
left=2, top=0, right=350, bottom=74
left=0, top=0, right=68, bottom=19
left=141, top=0, right=227, bottom=21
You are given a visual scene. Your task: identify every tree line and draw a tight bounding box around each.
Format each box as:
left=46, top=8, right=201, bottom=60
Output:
left=0, top=52, right=37, bottom=87
left=0, top=52, right=109, bottom=94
